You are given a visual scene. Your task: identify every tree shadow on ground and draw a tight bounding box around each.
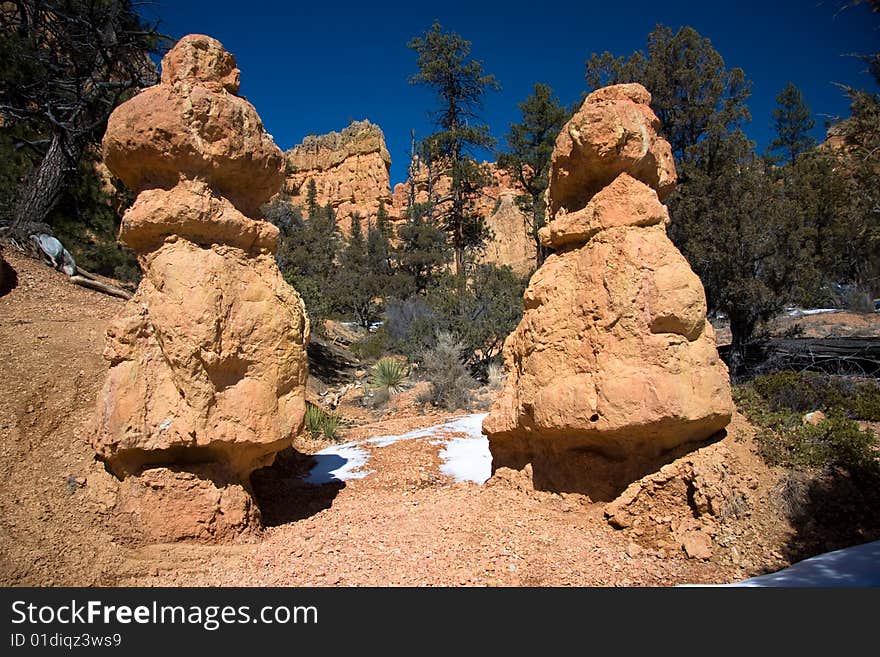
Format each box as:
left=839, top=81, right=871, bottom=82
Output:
left=775, top=464, right=880, bottom=565
left=250, top=447, right=344, bottom=526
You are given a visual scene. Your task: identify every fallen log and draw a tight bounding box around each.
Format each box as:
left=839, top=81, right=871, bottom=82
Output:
left=68, top=274, right=133, bottom=300
left=721, top=337, right=880, bottom=378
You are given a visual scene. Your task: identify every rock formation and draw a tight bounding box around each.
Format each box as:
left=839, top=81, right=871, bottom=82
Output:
left=283, top=120, right=393, bottom=234
left=91, top=34, right=309, bottom=541
left=285, top=120, right=537, bottom=276
left=483, top=83, right=733, bottom=501
left=390, top=161, right=538, bottom=276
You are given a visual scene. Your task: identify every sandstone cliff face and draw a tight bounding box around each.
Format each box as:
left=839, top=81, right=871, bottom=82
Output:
left=285, top=120, right=537, bottom=276
left=390, top=161, right=538, bottom=276
left=483, top=84, right=733, bottom=501
left=283, top=120, right=392, bottom=233
left=92, top=34, right=310, bottom=541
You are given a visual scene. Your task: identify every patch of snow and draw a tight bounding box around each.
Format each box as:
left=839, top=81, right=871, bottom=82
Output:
left=439, top=435, right=491, bottom=483
left=729, top=540, right=880, bottom=587
left=301, top=413, right=490, bottom=486
left=786, top=308, right=841, bottom=317
left=301, top=442, right=371, bottom=485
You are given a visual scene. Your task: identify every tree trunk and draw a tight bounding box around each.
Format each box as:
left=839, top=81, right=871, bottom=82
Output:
left=10, top=133, right=79, bottom=235
left=729, top=314, right=756, bottom=376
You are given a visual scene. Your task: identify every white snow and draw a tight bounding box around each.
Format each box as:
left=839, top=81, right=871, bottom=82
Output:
left=727, top=539, right=880, bottom=587
left=438, top=435, right=491, bottom=483
left=301, top=442, right=371, bottom=485
left=301, top=413, right=490, bottom=485
left=786, top=307, right=841, bottom=317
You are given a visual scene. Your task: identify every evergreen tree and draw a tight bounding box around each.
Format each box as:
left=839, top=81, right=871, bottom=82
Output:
left=393, top=201, right=449, bottom=297
left=0, top=1, right=166, bottom=235
left=408, top=22, right=500, bottom=278
left=366, top=202, right=393, bottom=297
left=498, top=83, right=569, bottom=266
left=305, top=178, right=320, bottom=221
left=673, top=132, right=816, bottom=367
left=768, top=82, right=816, bottom=163
left=585, top=25, right=751, bottom=165
left=262, top=194, right=338, bottom=332
left=335, top=212, right=376, bottom=327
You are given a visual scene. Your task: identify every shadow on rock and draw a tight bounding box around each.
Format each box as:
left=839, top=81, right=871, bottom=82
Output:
left=250, top=447, right=344, bottom=526
left=492, top=431, right=727, bottom=502
left=775, top=464, right=880, bottom=565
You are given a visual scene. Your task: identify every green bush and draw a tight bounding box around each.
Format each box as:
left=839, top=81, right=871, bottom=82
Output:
left=369, top=357, right=408, bottom=396
left=734, top=371, right=880, bottom=473
left=350, top=326, right=390, bottom=361
left=304, top=403, right=342, bottom=442
left=747, top=371, right=880, bottom=421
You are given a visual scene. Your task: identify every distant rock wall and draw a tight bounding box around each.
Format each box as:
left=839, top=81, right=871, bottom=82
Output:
left=283, top=120, right=392, bottom=234
left=286, top=121, right=537, bottom=276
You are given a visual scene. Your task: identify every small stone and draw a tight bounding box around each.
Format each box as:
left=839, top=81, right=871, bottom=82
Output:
left=802, top=410, right=826, bottom=426
left=682, top=532, right=713, bottom=560
left=626, top=542, right=643, bottom=558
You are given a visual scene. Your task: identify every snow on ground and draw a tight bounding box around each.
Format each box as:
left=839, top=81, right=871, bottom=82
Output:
left=786, top=307, right=841, bottom=317
left=302, top=413, right=490, bottom=485
left=728, top=539, right=880, bottom=587
left=438, top=435, right=491, bottom=484
left=302, top=443, right=371, bottom=485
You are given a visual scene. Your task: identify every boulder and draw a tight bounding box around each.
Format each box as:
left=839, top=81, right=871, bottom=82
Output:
left=483, top=83, right=732, bottom=501
left=103, top=35, right=283, bottom=217
left=91, top=34, right=309, bottom=539
left=548, top=83, right=676, bottom=216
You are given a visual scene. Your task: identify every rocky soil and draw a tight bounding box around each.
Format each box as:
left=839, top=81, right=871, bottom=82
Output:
left=0, top=248, right=872, bottom=586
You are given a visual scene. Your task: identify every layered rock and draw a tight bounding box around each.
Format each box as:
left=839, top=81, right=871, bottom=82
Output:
left=285, top=120, right=537, bottom=276
left=91, top=34, right=309, bottom=540
left=483, top=83, right=733, bottom=501
left=391, top=161, right=538, bottom=276
left=283, top=120, right=393, bottom=233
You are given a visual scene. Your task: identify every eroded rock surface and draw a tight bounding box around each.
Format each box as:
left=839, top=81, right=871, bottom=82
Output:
left=483, top=83, right=732, bottom=500
left=91, top=34, right=309, bottom=540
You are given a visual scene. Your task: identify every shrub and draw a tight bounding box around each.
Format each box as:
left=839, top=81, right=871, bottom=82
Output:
left=487, top=361, right=505, bottom=390
left=304, top=403, right=342, bottom=441
left=370, top=357, right=409, bottom=396
left=734, top=372, right=880, bottom=473
left=747, top=371, right=880, bottom=421
left=419, top=332, right=477, bottom=410
left=350, top=326, right=390, bottom=361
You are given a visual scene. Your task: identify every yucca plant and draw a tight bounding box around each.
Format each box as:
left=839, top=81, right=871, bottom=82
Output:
left=369, top=357, right=409, bottom=396
left=304, top=403, right=342, bottom=441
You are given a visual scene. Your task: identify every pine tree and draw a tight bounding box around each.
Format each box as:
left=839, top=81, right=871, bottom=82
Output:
left=262, top=194, right=338, bottom=332
left=0, top=1, right=165, bottom=235
left=305, top=178, right=320, bottom=221
left=335, top=212, right=376, bottom=327
left=585, top=25, right=751, bottom=165
left=408, top=22, right=500, bottom=278
left=498, top=83, right=568, bottom=265
left=768, top=82, right=816, bottom=163
left=366, top=202, right=393, bottom=295
left=672, top=132, right=817, bottom=367
left=393, top=201, right=449, bottom=297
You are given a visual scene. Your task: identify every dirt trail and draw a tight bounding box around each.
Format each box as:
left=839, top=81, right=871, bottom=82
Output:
left=0, top=248, right=796, bottom=586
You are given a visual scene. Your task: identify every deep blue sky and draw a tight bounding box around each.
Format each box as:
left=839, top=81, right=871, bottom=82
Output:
left=145, top=1, right=879, bottom=185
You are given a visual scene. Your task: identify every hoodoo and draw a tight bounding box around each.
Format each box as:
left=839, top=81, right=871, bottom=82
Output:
left=483, top=83, right=733, bottom=501
left=91, top=34, right=310, bottom=540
